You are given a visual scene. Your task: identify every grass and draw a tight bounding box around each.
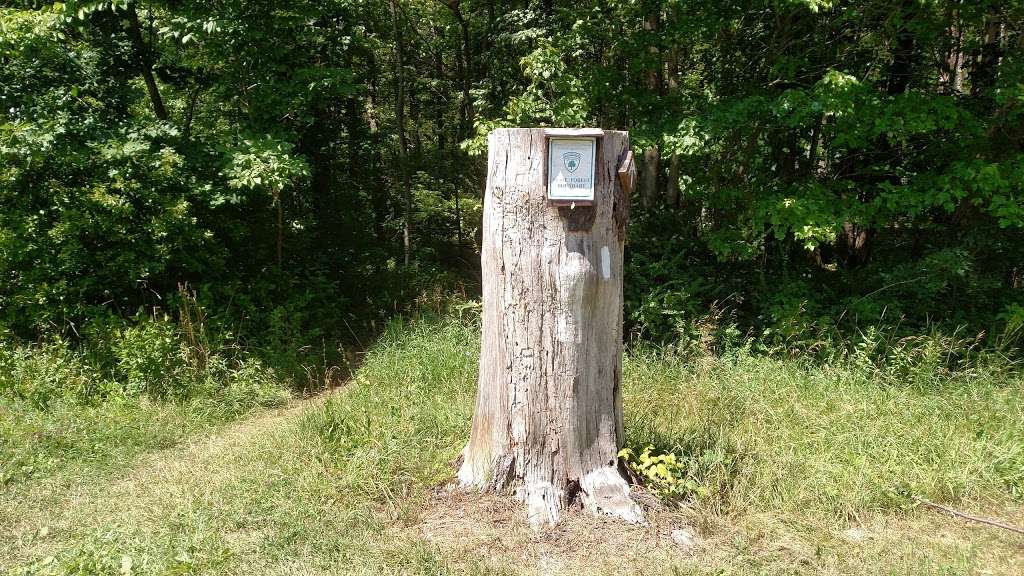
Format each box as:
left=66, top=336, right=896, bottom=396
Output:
left=624, top=349, right=1024, bottom=516
left=2, top=314, right=1023, bottom=575
left=0, top=335, right=291, bottom=488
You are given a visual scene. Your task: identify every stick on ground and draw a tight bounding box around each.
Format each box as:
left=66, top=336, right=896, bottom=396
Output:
left=917, top=498, right=1024, bottom=536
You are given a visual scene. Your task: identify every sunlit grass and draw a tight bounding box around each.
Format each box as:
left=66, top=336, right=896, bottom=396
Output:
left=2, top=315, right=1022, bottom=575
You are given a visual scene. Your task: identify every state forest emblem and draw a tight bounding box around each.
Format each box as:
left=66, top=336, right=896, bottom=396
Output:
left=562, top=151, right=581, bottom=173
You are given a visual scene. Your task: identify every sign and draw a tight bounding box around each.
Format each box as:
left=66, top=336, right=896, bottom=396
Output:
left=547, top=136, right=597, bottom=203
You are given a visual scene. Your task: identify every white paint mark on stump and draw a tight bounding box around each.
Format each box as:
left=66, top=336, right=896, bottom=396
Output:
left=601, top=246, right=611, bottom=280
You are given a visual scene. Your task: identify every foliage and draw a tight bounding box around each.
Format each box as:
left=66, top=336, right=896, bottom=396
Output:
left=618, top=444, right=712, bottom=501
left=223, top=135, right=310, bottom=202
left=0, top=289, right=290, bottom=488
left=2, top=0, right=1023, bottom=362
left=0, top=339, right=112, bottom=410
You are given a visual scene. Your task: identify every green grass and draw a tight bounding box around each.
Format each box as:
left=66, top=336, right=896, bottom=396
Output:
left=624, top=350, right=1024, bottom=516
left=1, top=396, right=248, bottom=487
left=0, top=342, right=290, bottom=488
left=2, top=315, right=1023, bottom=575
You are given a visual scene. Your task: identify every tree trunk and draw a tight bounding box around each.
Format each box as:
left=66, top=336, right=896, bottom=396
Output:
left=127, top=4, right=168, bottom=121
left=448, top=2, right=475, bottom=141
left=666, top=151, right=680, bottom=208
left=433, top=1, right=474, bottom=141
left=182, top=85, right=202, bottom=140
left=389, top=0, right=413, bottom=266
left=940, top=7, right=965, bottom=95
left=432, top=24, right=448, bottom=153
left=275, top=195, right=283, bottom=269
left=410, top=80, right=423, bottom=161
left=458, top=128, right=641, bottom=528
left=360, top=52, right=388, bottom=241
left=665, top=40, right=681, bottom=207
left=640, top=9, right=662, bottom=207
left=640, top=145, right=660, bottom=208
left=972, top=6, right=1003, bottom=98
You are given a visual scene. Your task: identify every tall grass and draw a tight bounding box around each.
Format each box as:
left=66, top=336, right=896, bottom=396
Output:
left=624, top=350, right=1024, bottom=517
left=305, top=314, right=1024, bottom=519
left=300, top=314, right=479, bottom=508
left=5, top=312, right=1022, bottom=575
left=0, top=311, right=290, bottom=487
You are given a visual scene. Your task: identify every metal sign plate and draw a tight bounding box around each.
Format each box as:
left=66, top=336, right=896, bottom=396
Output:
left=547, top=137, right=597, bottom=203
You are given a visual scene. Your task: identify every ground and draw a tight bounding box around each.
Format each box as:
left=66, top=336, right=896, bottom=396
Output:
left=2, top=317, right=1023, bottom=575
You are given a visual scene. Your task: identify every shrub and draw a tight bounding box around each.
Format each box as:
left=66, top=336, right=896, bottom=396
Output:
left=112, top=316, right=193, bottom=399
left=0, top=339, right=113, bottom=409
left=619, top=444, right=711, bottom=501
left=1, top=305, right=291, bottom=411
left=621, top=393, right=745, bottom=512
left=219, top=357, right=291, bottom=414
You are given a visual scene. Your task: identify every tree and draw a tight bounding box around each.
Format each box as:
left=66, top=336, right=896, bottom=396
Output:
left=2, top=0, right=1022, bottom=364
left=458, top=129, right=642, bottom=527
left=389, top=0, right=413, bottom=266
left=224, top=136, right=310, bottom=269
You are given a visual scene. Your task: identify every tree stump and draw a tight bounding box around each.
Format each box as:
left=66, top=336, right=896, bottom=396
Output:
left=457, top=128, right=641, bottom=527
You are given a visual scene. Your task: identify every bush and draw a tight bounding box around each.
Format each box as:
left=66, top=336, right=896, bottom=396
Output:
left=1, top=307, right=290, bottom=411
left=0, top=339, right=114, bottom=409
left=112, top=316, right=193, bottom=399
left=619, top=444, right=716, bottom=502
left=218, top=357, right=291, bottom=414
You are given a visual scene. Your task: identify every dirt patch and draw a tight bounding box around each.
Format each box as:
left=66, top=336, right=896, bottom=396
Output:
left=406, top=488, right=704, bottom=575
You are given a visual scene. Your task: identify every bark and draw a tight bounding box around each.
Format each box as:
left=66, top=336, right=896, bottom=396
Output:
left=666, top=151, right=680, bottom=208
left=432, top=24, right=448, bottom=153
left=182, top=85, right=202, bottom=140
left=666, top=45, right=680, bottom=91
left=458, top=128, right=641, bottom=528
left=939, top=8, right=965, bottom=95
left=456, top=11, right=474, bottom=139
left=389, top=0, right=413, bottom=266
left=640, top=8, right=662, bottom=207
left=665, top=43, right=680, bottom=208
left=806, top=114, right=823, bottom=177
left=972, top=6, right=1003, bottom=97
left=643, top=10, right=664, bottom=96
left=275, top=194, right=283, bottom=268
left=437, top=1, right=474, bottom=141
left=640, top=145, right=660, bottom=208
left=363, top=54, right=389, bottom=241
left=127, top=4, right=168, bottom=120
left=886, top=1, right=917, bottom=96
left=837, top=221, right=870, bottom=269
left=410, top=81, right=423, bottom=160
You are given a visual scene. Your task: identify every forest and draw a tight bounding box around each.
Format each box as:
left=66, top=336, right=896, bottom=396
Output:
left=2, top=1, right=1024, bottom=574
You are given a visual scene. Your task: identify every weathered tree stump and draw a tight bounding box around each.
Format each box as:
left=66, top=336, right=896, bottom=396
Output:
left=457, top=128, right=640, bottom=527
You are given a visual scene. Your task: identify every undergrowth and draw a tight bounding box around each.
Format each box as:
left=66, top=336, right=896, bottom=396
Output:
left=0, top=290, right=290, bottom=488
left=301, top=311, right=1024, bottom=519
left=3, top=311, right=1023, bottom=575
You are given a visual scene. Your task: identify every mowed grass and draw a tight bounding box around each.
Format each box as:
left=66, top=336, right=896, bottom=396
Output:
left=3, top=315, right=1023, bottom=575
